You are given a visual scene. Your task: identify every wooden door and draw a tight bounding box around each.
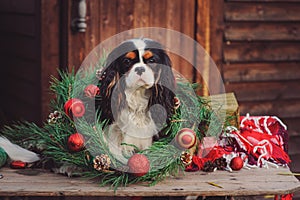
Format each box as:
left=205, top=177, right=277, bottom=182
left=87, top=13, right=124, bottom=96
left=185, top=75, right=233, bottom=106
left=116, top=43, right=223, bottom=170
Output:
left=61, top=0, right=197, bottom=81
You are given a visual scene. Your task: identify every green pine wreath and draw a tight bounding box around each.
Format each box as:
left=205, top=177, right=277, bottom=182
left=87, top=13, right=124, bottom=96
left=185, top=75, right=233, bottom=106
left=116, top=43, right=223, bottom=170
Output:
left=0, top=57, right=229, bottom=190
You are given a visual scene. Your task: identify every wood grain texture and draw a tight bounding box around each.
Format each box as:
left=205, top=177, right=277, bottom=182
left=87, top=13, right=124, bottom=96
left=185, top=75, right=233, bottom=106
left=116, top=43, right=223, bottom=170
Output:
left=0, top=167, right=299, bottom=197
left=208, top=0, right=225, bottom=95
left=99, top=0, right=118, bottom=42
left=178, top=0, right=196, bottom=83
left=238, top=100, right=300, bottom=118
left=85, top=0, right=100, bottom=56
left=227, top=0, right=300, bottom=2
left=195, top=0, right=225, bottom=95
left=226, top=81, right=300, bottom=101
left=67, top=0, right=87, bottom=71
left=117, top=0, right=134, bottom=34
left=133, top=0, right=150, bottom=29
left=225, top=2, right=300, bottom=21
left=195, top=0, right=210, bottom=94
left=223, top=62, right=300, bottom=82
left=40, top=0, right=61, bottom=121
left=225, top=22, right=300, bottom=41
left=149, top=0, right=167, bottom=27
left=224, top=42, right=300, bottom=62
left=164, top=0, right=181, bottom=81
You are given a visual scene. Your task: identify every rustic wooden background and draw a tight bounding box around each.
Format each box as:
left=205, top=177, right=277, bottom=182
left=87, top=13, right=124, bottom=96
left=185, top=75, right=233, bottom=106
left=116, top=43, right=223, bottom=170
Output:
left=222, top=0, right=300, bottom=174
left=0, top=0, right=299, bottom=197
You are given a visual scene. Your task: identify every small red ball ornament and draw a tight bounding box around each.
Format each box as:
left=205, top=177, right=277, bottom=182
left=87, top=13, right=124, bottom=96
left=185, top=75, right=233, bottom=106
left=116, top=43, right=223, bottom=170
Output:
left=127, top=154, right=150, bottom=177
left=64, top=98, right=85, bottom=118
left=68, top=133, right=85, bottom=152
left=175, top=128, right=197, bottom=149
left=84, top=84, right=100, bottom=98
left=230, top=156, right=244, bottom=171
left=10, top=161, right=27, bottom=169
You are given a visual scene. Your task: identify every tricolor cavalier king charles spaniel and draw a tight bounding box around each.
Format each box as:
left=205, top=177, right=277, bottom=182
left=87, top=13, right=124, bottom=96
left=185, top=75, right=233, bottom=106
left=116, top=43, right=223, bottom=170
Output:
left=96, top=38, right=176, bottom=160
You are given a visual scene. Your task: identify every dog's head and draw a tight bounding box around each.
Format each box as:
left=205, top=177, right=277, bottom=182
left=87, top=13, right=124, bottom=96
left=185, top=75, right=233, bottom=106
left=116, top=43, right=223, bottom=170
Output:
left=96, top=38, right=176, bottom=126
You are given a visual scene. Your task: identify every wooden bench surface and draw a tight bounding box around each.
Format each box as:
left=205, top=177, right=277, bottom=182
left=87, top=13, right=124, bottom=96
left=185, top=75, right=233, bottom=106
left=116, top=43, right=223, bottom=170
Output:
left=0, top=167, right=299, bottom=197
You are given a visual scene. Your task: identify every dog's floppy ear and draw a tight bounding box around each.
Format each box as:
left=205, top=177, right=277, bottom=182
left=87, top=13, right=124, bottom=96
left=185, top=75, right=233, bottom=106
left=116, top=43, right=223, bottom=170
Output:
left=148, top=51, right=176, bottom=127
left=96, top=54, right=126, bottom=124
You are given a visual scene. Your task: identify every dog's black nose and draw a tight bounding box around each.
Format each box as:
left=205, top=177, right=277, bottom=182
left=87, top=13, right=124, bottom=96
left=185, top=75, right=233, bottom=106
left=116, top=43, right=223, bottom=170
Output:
left=134, top=66, right=145, bottom=76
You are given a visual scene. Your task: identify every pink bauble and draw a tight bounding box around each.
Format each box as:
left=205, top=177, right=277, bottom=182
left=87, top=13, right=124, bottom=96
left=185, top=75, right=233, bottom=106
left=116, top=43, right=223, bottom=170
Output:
left=127, top=154, right=150, bottom=177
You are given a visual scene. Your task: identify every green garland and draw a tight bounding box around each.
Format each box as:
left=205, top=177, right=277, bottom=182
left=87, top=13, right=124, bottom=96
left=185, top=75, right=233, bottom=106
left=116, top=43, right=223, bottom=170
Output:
left=0, top=147, right=7, bottom=167
left=0, top=58, right=228, bottom=190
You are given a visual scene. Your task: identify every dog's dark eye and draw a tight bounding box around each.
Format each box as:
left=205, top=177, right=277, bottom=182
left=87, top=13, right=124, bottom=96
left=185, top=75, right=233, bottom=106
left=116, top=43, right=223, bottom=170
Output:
left=147, top=57, right=156, bottom=63
left=122, top=58, right=131, bottom=65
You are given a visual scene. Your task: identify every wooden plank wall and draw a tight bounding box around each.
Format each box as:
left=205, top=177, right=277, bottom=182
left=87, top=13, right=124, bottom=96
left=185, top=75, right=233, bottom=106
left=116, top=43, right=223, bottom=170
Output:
left=222, top=0, right=300, bottom=173
left=0, top=0, right=61, bottom=126
left=40, top=0, right=60, bottom=122
left=64, top=0, right=196, bottom=82
left=0, top=0, right=41, bottom=124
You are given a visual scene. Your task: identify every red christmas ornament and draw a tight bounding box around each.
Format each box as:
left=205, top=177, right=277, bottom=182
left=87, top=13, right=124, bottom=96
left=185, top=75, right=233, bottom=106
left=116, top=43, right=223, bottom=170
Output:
left=175, top=128, right=197, bottom=149
left=64, top=98, right=85, bottom=118
left=127, top=154, right=150, bottom=177
left=10, top=161, right=27, bottom=169
left=68, top=133, right=85, bottom=152
left=230, top=156, right=243, bottom=171
left=84, top=84, right=100, bottom=98
left=174, top=97, right=181, bottom=110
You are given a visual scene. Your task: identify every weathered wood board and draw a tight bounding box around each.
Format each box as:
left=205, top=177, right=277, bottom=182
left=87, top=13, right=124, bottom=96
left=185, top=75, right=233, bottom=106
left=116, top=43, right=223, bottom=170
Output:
left=0, top=167, right=299, bottom=197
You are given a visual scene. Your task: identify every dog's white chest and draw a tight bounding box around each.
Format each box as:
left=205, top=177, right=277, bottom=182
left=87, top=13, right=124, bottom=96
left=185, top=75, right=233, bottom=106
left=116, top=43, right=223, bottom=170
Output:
left=117, top=89, right=157, bottom=140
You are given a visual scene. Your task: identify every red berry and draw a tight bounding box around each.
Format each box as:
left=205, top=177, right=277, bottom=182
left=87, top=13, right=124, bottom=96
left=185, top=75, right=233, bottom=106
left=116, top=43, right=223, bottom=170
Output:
left=127, top=154, right=150, bottom=177
left=230, top=156, right=243, bottom=171
left=68, top=133, right=85, bottom=152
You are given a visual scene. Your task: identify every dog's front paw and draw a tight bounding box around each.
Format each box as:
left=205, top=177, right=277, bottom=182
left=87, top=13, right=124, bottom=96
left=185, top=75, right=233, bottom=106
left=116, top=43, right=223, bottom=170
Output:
left=121, top=144, right=135, bottom=157
left=52, top=163, right=83, bottom=177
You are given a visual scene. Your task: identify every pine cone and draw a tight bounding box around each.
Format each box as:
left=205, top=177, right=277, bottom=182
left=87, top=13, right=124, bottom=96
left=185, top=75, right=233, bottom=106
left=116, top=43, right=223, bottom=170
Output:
left=214, top=157, right=227, bottom=170
left=180, top=151, right=193, bottom=166
left=47, top=111, right=62, bottom=124
left=203, top=161, right=216, bottom=172
left=93, top=154, right=111, bottom=171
